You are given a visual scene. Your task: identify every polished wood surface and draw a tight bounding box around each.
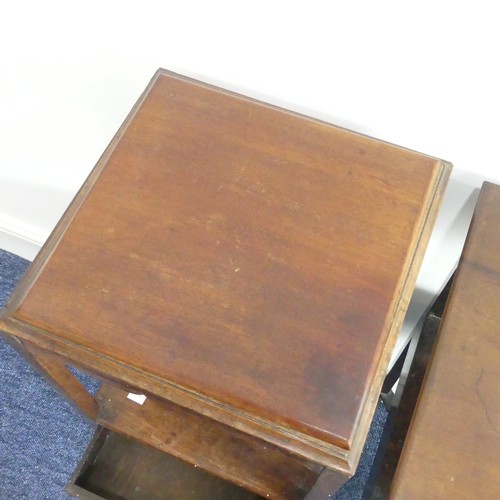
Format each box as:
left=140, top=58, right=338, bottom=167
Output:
left=391, top=182, right=500, bottom=499
left=0, top=69, right=450, bottom=477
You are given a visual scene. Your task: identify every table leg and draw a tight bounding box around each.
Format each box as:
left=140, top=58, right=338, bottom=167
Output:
left=9, top=337, right=99, bottom=420
left=304, top=467, right=348, bottom=499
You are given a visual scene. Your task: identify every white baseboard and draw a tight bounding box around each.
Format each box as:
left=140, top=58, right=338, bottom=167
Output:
left=0, top=215, right=46, bottom=261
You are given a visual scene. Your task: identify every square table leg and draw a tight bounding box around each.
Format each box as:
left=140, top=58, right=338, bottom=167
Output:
left=7, top=337, right=98, bottom=420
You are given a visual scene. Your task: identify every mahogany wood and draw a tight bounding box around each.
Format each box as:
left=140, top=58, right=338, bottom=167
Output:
left=66, top=427, right=260, bottom=500
left=95, top=383, right=322, bottom=499
left=0, top=69, right=451, bottom=494
left=391, top=182, right=500, bottom=499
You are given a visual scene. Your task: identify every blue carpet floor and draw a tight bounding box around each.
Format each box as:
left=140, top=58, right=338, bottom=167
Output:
left=0, top=248, right=386, bottom=499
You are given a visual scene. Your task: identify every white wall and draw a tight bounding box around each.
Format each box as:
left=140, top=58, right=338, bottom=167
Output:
left=1, top=1, right=499, bottom=360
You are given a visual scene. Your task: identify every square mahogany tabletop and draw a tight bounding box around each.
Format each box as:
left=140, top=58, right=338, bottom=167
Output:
left=0, top=70, right=450, bottom=480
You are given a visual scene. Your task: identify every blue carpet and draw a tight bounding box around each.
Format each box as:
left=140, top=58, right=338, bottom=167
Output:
left=0, top=249, right=98, bottom=500
left=0, top=248, right=386, bottom=499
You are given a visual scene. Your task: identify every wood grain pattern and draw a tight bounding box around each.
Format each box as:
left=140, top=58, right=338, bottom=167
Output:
left=0, top=69, right=451, bottom=475
left=95, top=383, right=322, bottom=499
left=391, top=182, right=500, bottom=499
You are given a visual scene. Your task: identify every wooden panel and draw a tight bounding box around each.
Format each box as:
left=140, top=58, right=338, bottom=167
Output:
left=0, top=69, right=451, bottom=472
left=66, top=427, right=260, bottom=500
left=95, top=383, right=322, bottom=499
left=391, top=182, right=500, bottom=499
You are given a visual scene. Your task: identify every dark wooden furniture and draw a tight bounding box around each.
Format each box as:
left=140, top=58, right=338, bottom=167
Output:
left=0, top=69, right=451, bottom=499
left=390, top=182, right=500, bottom=499
left=364, top=275, right=453, bottom=498
left=66, top=427, right=261, bottom=500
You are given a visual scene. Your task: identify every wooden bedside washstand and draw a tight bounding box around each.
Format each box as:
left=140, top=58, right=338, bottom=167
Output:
left=0, top=69, right=450, bottom=499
